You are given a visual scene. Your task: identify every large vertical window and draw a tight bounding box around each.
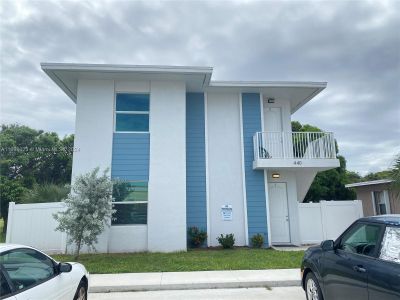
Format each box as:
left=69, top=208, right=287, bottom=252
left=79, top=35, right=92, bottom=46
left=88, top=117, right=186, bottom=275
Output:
left=115, top=93, right=149, bottom=132
left=112, top=181, right=148, bottom=225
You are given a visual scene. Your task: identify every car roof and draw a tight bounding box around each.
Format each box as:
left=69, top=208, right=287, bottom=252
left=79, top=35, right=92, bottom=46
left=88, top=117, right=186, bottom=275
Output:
left=358, top=214, right=400, bottom=226
left=0, top=243, right=36, bottom=253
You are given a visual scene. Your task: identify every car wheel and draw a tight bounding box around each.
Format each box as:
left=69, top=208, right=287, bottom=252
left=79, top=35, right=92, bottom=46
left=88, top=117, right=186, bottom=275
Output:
left=73, top=280, right=87, bottom=300
left=305, top=272, right=323, bottom=300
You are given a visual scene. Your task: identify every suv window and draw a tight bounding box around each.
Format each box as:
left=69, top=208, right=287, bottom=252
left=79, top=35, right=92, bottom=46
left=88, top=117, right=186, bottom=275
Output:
left=338, top=223, right=381, bottom=257
left=380, top=226, right=400, bottom=264
left=0, top=248, right=56, bottom=292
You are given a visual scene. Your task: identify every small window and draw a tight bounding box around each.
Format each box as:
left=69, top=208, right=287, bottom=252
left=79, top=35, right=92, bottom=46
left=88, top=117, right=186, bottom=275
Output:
left=373, top=191, right=389, bottom=215
left=338, top=223, right=381, bottom=257
left=115, top=93, right=149, bottom=132
left=0, top=248, right=55, bottom=292
left=112, top=181, right=148, bottom=225
left=380, top=226, right=400, bottom=264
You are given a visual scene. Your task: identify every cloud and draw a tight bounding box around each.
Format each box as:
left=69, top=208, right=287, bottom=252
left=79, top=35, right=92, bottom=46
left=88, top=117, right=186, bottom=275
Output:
left=1, top=0, right=399, bottom=174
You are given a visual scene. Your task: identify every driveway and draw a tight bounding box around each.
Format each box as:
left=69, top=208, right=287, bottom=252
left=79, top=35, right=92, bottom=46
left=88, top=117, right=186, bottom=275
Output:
left=90, top=287, right=304, bottom=299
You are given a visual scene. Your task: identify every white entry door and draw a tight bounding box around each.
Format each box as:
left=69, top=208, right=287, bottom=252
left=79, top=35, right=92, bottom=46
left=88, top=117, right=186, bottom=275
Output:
left=263, top=105, right=283, bottom=158
left=268, top=182, right=290, bottom=244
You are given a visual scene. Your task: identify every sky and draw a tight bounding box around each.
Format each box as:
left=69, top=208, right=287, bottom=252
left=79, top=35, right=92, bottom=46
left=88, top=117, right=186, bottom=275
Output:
left=1, top=0, right=399, bottom=175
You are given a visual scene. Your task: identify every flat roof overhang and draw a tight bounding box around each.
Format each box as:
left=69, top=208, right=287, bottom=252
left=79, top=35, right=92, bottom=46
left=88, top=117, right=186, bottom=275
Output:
left=41, top=63, right=326, bottom=113
left=207, top=81, right=326, bottom=113
left=41, top=63, right=213, bottom=103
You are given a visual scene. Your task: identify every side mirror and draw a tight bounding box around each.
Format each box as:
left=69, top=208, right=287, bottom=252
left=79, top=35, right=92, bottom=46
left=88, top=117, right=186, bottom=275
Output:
left=59, top=262, right=72, bottom=273
left=321, top=240, right=334, bottom=251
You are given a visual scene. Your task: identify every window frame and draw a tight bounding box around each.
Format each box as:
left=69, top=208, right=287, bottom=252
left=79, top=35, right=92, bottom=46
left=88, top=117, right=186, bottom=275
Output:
left=0, top=247, right=59, bottom=298
left=112, top=180, right=149, bottom=226
left=114, top=92, right=150, bottom=133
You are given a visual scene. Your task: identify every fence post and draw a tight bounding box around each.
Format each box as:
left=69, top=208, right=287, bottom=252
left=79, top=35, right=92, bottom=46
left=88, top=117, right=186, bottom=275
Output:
left=320, top=201, right=327, bottom=240
left=5, top=202, right=15, bottom=243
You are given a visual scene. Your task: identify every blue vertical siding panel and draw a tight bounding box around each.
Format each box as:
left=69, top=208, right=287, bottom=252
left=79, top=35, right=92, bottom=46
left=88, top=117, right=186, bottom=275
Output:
left=241, top=93, right=269, bottom=246
left=111, top=133, right=150, bottom=181
left=186, top=93, right=207, bottom=237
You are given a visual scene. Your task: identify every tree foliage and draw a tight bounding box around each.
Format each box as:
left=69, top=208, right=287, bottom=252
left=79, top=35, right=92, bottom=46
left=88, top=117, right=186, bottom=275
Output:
left=53, top=168, right=115, bottom=259
left=292, top=121, right=356, bottom=202
left=0, top=124, right=74, bottom=187
left=21, top=183, right=70, bottom=204
left=390, top=153, right=400, bottom=193
left=0, top=176, right=28, bottom=232
left=0, top=124, right=74, bottom=231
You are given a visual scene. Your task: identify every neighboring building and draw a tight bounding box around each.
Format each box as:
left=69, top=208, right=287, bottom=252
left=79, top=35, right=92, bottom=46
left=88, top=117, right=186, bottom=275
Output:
left=346, top=179, right=399, bottom=216
left=42, top=63, right=339, bottom=253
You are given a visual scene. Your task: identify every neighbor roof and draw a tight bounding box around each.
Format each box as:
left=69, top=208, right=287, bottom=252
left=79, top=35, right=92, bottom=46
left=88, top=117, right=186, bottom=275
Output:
left=41, top=63, right=326, bottom=113
left=345, top=179, right=394, bottom=188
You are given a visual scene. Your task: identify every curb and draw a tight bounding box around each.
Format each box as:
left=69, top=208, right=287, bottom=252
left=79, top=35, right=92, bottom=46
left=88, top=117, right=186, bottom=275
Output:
left=89, top=280, right=301, bottom=293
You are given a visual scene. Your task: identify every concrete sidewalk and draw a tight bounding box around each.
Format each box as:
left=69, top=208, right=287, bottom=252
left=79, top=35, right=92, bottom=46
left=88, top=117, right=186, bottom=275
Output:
left=89, top=269, right=301, bottom=293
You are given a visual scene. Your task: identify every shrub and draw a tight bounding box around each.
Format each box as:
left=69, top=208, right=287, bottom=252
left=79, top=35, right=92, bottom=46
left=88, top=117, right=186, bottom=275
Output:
left=21, top=183, right=70, bottom=204
left=53, top=168, right=115, bottom=259
left=187, top=226, right=207, bottom=248
left=217, top=233, right=235, bottom=249
left=251, top=233, right=264, bottom=248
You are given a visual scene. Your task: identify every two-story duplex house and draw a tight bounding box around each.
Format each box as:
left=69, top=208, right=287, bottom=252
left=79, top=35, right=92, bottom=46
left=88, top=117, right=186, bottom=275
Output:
left=42, top=63, right=339, bottom=253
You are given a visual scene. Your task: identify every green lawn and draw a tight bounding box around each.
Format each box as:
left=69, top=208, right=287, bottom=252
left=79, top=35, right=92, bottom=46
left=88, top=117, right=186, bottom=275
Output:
left=0, top=218, right=5, bottom=243
left=53, top=248, right=304, bottom=274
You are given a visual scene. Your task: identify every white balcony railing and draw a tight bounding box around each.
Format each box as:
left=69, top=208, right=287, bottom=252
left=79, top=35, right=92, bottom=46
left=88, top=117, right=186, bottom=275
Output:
left=253, top=131, right=336, bottom=161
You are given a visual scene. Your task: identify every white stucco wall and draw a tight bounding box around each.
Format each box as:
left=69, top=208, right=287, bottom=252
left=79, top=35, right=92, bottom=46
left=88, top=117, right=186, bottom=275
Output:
left=147, top=80, right=187, bottom=252
left=108, top=226, right=147, bottom=252
left=295, top=169, right=318, bottom=203
left=206, top=92, right=246, bottom=247
left=71, top=79, right=115, bottom=253
left=267, top=170, right=301, bottom=245
left=72, top=79, right=114, bottom=179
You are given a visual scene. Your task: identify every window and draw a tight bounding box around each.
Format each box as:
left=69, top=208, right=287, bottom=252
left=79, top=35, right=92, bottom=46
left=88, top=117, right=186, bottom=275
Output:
left=338, top=223, right=382, bottom=257
left=373, top=191, right=390, bottom=215
left=0, top=248, right=56, bottom=292
left=115, top=93, right=149, bottom=132
left=0, top=271, right=12, bottom=298
left=112, top=181, right=148, bottom=225
left=380, top=226, right=400, bottom=264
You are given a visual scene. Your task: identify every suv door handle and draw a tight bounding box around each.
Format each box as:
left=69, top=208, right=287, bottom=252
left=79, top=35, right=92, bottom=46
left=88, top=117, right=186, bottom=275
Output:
left=353, top=265, right=367, bottom=273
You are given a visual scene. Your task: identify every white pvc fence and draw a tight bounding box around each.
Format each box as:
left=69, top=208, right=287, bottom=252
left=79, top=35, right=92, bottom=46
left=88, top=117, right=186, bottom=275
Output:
left=298, top=200, right=363, bottom=244
left=6, top=202, right=67, bottom=254
left=6, top=200, right=363, bottom=251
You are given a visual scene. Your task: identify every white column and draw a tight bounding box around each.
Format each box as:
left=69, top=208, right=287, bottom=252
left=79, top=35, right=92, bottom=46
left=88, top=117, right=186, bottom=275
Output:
left=72, top=79, right=114, bottom=178
left=147, top=80, right=187, bottom=252
left=70, top=79, right=114, bottom=253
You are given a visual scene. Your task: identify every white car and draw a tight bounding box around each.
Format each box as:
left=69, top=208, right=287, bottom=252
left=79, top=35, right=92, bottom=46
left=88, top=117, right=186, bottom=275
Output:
left=0, top=244, right=89, bottom=300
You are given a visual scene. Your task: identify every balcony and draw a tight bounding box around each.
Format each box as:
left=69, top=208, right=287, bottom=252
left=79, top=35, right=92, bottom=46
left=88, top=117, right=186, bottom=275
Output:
left=253, top=131, right=340, bottom=170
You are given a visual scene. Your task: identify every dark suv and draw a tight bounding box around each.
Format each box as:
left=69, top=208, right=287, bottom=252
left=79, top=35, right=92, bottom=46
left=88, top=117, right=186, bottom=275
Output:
left=301, top=215, right=400, bottom=300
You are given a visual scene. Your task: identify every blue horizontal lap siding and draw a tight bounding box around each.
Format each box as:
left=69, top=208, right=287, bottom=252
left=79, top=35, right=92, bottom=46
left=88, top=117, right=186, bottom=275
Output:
left=241, top=93, right=269, bottom=246
left=111, top=133, right=150, bottom=181
left=186, top=93, right=207, bottom=241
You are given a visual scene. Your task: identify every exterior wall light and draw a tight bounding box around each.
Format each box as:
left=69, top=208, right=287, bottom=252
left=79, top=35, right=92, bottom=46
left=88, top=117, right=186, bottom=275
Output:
left=267, top=98, right=275, bottom=103
left=272, top=173, right=280, bottom=179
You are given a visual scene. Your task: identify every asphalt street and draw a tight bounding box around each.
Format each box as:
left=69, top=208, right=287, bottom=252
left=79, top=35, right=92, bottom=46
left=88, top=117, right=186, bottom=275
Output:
left=89, top=287, right=305, bottom=299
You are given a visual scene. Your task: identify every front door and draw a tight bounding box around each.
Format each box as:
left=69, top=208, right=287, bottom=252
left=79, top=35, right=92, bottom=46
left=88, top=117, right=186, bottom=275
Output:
left=268, top=182, right=290, bottom=244
left=263, top=105, right=283, bottom=158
